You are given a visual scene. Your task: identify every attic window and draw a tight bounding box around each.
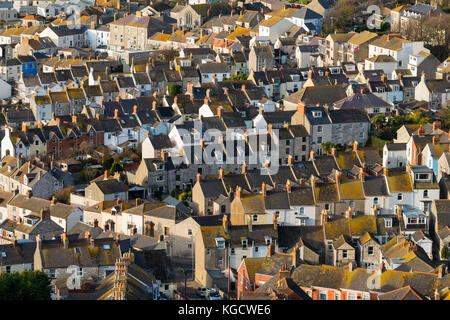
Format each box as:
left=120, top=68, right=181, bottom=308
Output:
left=215, top=237, right=225, bottom=249
left=1, top=252, right=6, bottom=258
left=385, top=218, right=392, bottom=228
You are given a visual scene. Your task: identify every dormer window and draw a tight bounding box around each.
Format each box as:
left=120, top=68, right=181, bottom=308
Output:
left=385, top=218, right=392, bottom=228
left=242, top=239, right=248, bottom=248
left=215, top=237, right=225, bottom=249
left=312, top=111, right=322, bottom=118
left=111, top=208, right=117, bottom=215
left=415, top=173, right=430, bottom=180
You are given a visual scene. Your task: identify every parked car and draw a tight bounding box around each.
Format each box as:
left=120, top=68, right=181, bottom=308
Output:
left=196, top=287, right=209, bottom=297
left=206, top=289, right=221, bottom=300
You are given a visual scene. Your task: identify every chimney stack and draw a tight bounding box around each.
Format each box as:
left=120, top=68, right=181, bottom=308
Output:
left=437, top=264, right=445, bottom=279
left=273, top=213, right=278, bottom=231
left=219, top=167, right=224, bottom=179
left=217, top=106, right=223, bottom=118
left=433, top=135, right=440, bottom=145
left=297, top=102, right=305, bottom=115
left=278, top=264, right=290, bottom=280
left=286, top=180, right=291, bottom=193
left=223, top=215, right=229, bottom=233
left=247, top=215, right=252, bottom=233
left=267, top=241, right=275, bottom=257
left=21, top=122, right=27, bottom=132
left=62, top=232, right=68, bottom=249
left=114, top=109, right=119, bottom=119
left=236, top=186, right=241, bottom=199
left=348, top=262, right=353, bottom=272
left=242, top=162, right=247, bottom=174
left=418, top=125, right=425, bottom=136
left=287, top=155, right=293, bottom=165
left=353, top=140, right=358, bottom=152
left=104, top=170, right=108, bottom=180
left=335, top=170, right=341, bottom=184
left=292, top=245, right=299, bottom=267
left=309, top=150, right=315, bottom=161
left=196, top=173, right=201, bottom=183
left=359, top=168, right=365, bottom=181
left=152, top=101, right=157, bottom=110
left=133, top=105, right=138, bottom=114
left=331, top=147, right=336, bottom=156
left=262, top=182, right=267, bottom=196
left=321, top=209, right=327, bottom=225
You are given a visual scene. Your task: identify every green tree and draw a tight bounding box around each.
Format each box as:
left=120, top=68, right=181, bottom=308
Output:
left=153, top=190, right=163, bottom=200
left=110, top=161, right=123, bottom=173
left=167, top=84, right=181, bottom=96
left=437, top=106, right=450, bottom=130
left=321, top=141, right=334, bottom=155
left=371, top=114, right=386, bottom=131
left=0, top=270, right=51, bottom=300
left=223, top=74, right=248, bottom=81
left=102, top=157, right=114, bottom=171
left=407, top=110, right=431, bottom=125
left=53, top=186, right=76, bottom=204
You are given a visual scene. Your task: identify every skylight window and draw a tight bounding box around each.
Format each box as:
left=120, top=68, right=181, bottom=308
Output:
left=103, top=244, right=111, bottom=250
left=1, top=252, right=6, bottom=258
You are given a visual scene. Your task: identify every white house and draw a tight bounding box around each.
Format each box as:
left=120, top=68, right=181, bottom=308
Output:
left=85, top=25, right=109, bottom=49
left=197, top=63, right=231, bottom=84
left=39, top=25, right=85, bottom=48
left=415, top=73, right=450, bottom=109
left=383, top=143, right=407, bottom=169
left=258, top=17, right=294, bottom=44
left=0, top=78, right=12, bottom=99
left=368, top=34, right=428, bottom=69
left=411, top=230, right=433, bottom=259
left=1, top=127, right=15, bottom=158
